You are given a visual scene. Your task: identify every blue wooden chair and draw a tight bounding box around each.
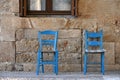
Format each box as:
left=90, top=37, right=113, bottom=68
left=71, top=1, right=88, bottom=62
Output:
left=83, top=30, right=105, bottom=75
left=36, top=30, right=59, bottom=75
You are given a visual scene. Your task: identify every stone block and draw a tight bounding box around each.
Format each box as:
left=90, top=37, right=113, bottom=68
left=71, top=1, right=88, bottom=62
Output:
left=116, top=19, right=120, bottom=27
left=27, top=18, right=67, bottom=30
left=58, top=39, right=81, bottom=53
left=59, top=52, right=81, bottom=64
left=78, top=0, right=120, bottom=17
left=105, top=64, right=120, bottom=71
left=24, top=29, right=38, bottom=39
left=11, top=0, right=19, bottom=12
left=81, top=19, right=98, bottom=31
left=101, top=25, right=116, bottom=42
left=62, top=18, right=82, bottom=29
left=43, top=65, right=53, bottom=72
left=16, top=39, right=38, bottom=52
left=15, top=64, right=23, bottom=71
left=104, top=42, right=115, bottom=65
left=0, top=63, right=6, bottom=71
left=13, top=17, right=33, bottom=29
left=6, top=63, right=14, bottom=71
left=16, top=52, right=37, bottom=63
left=0, top=42, right=15, bottom=62
left=0, top=16, right=15, bottom=41
left=59, top=64, right=81, bottom=72
left=0, top=62, right=14, bottom=71
left=114, top=25, right=120, bottom=42
left=0, top=0, right=12, bottom=13
left=59, top=30, right=81, bottom=39
left=87, top=54, right=101, bottom=64
left=115, top=42, right=120, bottom=64
left=20, top=18, right=33, bottom=29
left=23, top=63, right=61, bottom=72
left=23, top=63, right=36, bottom=72
left=15, top=29, right=24, bottom=41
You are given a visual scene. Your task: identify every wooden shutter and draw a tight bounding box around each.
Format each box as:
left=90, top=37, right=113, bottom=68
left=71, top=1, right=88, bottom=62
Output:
left=19, top=0, right=27, bottom=17
left=71, top=0, right=78, bottom=16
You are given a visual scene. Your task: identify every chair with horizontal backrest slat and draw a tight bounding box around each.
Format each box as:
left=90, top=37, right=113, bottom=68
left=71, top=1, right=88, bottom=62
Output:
left=36, top=30, right=59, bottom=75
left=83, top=30, right=105, bottom=75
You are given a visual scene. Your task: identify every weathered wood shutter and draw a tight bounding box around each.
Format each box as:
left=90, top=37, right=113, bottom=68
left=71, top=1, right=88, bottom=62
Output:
left=19, top=0, right=27, bottom=17
left=72, top=0, right=78, bottom=16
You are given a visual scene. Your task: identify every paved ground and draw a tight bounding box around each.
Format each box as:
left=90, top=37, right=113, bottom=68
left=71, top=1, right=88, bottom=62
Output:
left=0, top=71, right=120, bottom=80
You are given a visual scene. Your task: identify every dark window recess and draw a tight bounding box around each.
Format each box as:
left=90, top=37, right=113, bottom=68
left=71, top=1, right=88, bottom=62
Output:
left=19, top=0, right=78, bottom=17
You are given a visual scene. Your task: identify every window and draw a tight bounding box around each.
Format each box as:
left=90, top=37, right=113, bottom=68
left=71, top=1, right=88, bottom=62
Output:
left=19, top=0, right=78, bottom=17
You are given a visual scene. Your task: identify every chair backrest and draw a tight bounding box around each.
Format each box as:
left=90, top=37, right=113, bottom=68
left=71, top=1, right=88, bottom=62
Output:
left=84, top=30, right=103, bottom=50
left=38, top=30, right=58, bottom=51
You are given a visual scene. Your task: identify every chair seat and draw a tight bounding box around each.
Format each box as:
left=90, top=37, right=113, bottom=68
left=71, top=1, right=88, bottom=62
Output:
left=85, top=49, right=105, bottom=53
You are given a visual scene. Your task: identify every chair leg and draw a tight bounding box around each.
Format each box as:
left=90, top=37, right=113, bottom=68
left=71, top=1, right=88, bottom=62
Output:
left=42, top=64, right=44, bottom=73
left=36, top=61, right=40, bottom=75
left=41, top=53, right=44, bottom=73
left=36, top=53, right=40, bottom=75
left=101, top=53, right=102, bottom=73
left=101, top=52, right=105, bottom=75
left=53, top=53, right=56, bottom=73
left=55, top=63, right=58, bottom=75
left=84, top=53, right=87, bottom=75
left=53, top=65, right=56, bottom=73
left=55, top=51, right=58, bottom=75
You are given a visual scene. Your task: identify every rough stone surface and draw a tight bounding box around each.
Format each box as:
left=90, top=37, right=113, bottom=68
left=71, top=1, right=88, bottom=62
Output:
left=0, top=16, right=15, bottom=41
left=16, top=52, right=37, bottom=63
left=59, top=30, right=81, bottom=39
left=115, top=42, right=120, bottom=64
left=59, top=64, right=81, bottom=72
left=101, top=25, right=116, bottom=42
left=59, top=52, right=81, bottom=64
left=15, top=64, right=24, bottom=71
left=24, top=29, right=38, bottom=39
left=15, top=29, right=24, bottom=41
left=58, top=39, right=81, bottom=52
left=105, top=64, right=120, bottom=71
left=23, top=63, right=36, bottom=72
left=0, top=63, right=14, bottom=71
left=0, top=63, right=6, bottom=71
left=16, top=39, right=38, bottom=52
left=104, top=42, right=115, bottom=65
left=0, top=42, right=15, bottom=62
left=0, top=0, right=12, bottom=13
left=28, top=18, right=67, bottom=30
left=11, top=0, right=19, bottom=12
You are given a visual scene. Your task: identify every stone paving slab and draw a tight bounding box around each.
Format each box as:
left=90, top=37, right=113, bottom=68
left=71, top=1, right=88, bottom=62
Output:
left=0, top=71, right=120, bottom=80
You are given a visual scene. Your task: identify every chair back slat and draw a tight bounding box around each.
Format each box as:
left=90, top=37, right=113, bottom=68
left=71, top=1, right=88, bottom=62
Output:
left=84, top=30, right=103, bottom=50
left=88, top=32, right=102, bottom=38
left=88, top=41, right=102, bottom=46
left=38, top=30, right=58, bottom=51
left=41, top=40, right=55, bottom=46
left=41, top=30, right=57, bottom=35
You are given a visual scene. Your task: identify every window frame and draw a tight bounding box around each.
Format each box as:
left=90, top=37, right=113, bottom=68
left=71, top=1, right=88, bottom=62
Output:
left=19, top=0, right=78, bottom=17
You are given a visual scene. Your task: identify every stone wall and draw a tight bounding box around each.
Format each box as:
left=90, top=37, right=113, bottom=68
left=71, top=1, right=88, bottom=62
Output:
left=0, top=0, right=120, bottom=72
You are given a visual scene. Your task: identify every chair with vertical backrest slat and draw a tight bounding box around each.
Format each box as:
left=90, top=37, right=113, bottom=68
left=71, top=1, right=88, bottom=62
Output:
left=83, top=30, right=105, bottom=75
left=36, top=30, right=59, bottom=75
